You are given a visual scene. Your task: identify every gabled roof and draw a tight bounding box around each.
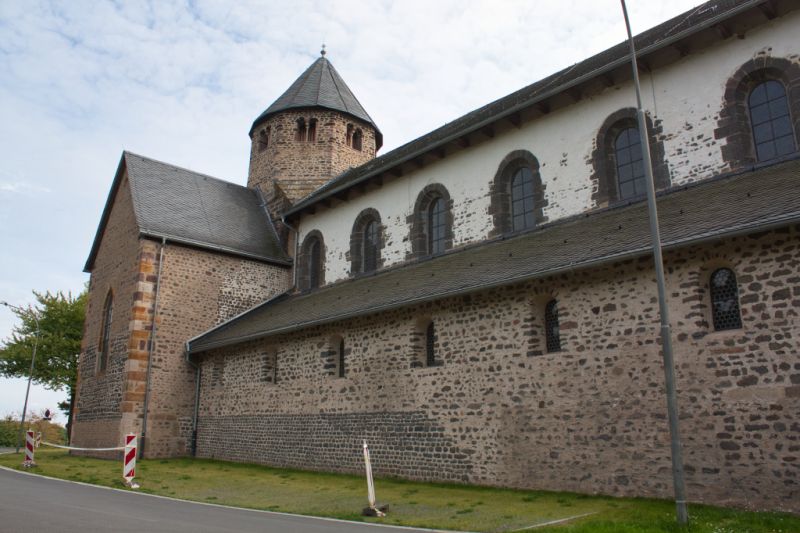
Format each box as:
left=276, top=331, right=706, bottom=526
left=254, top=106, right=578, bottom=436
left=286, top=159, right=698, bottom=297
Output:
left=84, top=152, right=291, bottom=272
left=187, top=156, right=800, bottom=354
left=285, top=0, right=784, bottom=219
left=250, top=55, right=382, bottom=147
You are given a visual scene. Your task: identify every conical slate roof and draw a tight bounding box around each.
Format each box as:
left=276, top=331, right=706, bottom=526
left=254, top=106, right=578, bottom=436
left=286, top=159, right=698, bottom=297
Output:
left=250, top=55, right=381, bottom=145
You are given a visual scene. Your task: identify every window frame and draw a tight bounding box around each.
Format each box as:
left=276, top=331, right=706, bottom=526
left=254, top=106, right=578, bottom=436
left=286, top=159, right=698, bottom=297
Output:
left=709, top=268, right=743, bottom=332
left=489, top=150, right=547, bottom=236
left=299, top=231, right=325, bottom=291
left=349, top=209, right=383, bottom=275
left=748, top=79, right=795, bottom=162
left=544, top=299, right=562, bottom=353
left=408, top=184, right=453, bottom=260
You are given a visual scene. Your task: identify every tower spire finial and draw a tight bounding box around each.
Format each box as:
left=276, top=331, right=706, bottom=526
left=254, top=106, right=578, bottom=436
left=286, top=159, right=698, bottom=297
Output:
left=320, top=44, right=326, bottom=57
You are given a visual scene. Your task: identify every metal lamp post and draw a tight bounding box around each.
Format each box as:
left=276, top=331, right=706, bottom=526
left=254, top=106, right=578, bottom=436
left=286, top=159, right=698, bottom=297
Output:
left=1, top=301, right=41, bottom=454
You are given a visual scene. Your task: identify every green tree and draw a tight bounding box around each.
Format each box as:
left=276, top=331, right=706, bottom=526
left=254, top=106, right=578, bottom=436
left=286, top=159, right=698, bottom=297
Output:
left=0, top=290, right=86, bottom=441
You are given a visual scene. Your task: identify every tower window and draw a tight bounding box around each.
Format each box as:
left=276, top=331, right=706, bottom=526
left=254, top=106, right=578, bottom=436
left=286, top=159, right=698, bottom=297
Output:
left=615, top=127, right=646, bottom=200
left=346, top=124, right=354, bottom=146
left=544, top=300, right=561, bottom=353
left=296, top=118, right=307, bottom=142
left=352, top=128, right=363, bottom=151
left=258, top=127, right=270, bottom=152
left=749, top=80, right=795, bottom=162
left=710, top=268, right=742, bottom=331
left=308, top=118, right=317, bottom=143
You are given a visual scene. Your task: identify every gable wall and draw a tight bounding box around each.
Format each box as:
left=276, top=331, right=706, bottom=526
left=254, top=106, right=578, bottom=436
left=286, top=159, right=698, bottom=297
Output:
left=296, top=11, right=799, bottom=286
left=72, top=172, right=140, bottom=450
left=195, top=226, right=800, bottom=512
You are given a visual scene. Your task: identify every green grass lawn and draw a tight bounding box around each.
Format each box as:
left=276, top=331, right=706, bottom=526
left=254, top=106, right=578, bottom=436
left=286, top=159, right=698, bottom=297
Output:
left=1, top=449, right=797, bottom=532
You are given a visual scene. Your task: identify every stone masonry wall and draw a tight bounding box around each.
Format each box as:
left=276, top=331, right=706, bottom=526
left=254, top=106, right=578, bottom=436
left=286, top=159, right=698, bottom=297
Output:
left=248, top=109, right=377, bottom=203
left=72, top=173, right=140, bottom=451
left=196, top=226, right=799, bottom=512
left=140, top=244, right=290, bottom=457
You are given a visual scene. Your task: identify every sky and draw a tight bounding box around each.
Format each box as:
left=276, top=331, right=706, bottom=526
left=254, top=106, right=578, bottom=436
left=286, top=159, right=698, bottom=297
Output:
left=0, top=0, right=704, bottom=420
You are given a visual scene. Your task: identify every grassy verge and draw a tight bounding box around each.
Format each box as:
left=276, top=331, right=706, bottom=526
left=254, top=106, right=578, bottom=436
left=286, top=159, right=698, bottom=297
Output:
left=1, top=449, right=797, bottom=532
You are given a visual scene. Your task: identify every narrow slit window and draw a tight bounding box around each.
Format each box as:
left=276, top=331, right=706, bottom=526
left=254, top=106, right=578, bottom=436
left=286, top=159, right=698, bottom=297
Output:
left=544, top=299, right=561, bottom=353
left=296, top=118, right=307, bottom=141
left=615, top=127, right=646, bottom=200
left=338, top=338, right=346, bottom=378
left=352, top=129, right=363, bottom=151
left=710, top=268, right=742, bottom=331
left=258, top=127, right=270, bottom=152
left=749, top=80, right=795, bottom=162
left=98, top=292, right=113, bottom=372
left=425, top=321, right=436, bottom=366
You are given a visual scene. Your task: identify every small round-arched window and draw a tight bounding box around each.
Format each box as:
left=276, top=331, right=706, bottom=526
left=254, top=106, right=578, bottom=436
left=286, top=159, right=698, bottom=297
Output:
left=710, top=268, right=742, bottom=331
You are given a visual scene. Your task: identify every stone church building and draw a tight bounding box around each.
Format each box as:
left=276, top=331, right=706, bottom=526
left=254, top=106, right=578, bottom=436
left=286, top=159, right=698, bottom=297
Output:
left=72, top=0, right=799, bottom=512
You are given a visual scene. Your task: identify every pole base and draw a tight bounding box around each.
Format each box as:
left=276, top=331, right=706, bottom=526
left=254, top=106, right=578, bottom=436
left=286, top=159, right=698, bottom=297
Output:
left=362, top=504, right=388, bottom=517
left=22, top=461, right=36, bottom=468
left=124, top=479, right=140, bottom=489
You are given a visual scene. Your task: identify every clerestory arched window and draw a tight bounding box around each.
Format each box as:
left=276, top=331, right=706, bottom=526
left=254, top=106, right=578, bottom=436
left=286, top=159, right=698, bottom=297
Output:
left=349, top=209, right=383, bottom=275
left=749, top=80, right=795, bottom=162
left=427, top=196, right=446, bottom=255
left=614, top=127, right=646, bottom=200
left=300, top=232, right=325, bottom=291
left=510, top=166, right=536, bottom=231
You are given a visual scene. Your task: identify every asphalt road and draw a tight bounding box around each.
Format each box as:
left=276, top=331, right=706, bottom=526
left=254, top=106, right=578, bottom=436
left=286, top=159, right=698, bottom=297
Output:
left=0, top=467, right=444, bottom=533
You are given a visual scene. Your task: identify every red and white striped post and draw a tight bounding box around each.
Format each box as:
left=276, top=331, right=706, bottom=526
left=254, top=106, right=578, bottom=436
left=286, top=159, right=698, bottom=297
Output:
left=123, top=434, right=139, bottom=488
left=23, top=430, right=35, bottom=467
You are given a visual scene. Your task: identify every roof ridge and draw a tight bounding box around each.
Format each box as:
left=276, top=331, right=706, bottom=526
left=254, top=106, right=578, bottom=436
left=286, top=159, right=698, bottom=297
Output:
left=122, top=151, right=246, bottom=189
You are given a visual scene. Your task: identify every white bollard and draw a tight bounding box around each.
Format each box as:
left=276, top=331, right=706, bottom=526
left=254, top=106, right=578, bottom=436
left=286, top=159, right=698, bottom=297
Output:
left=23, top=430, right=36, bottom=467
left=123, top=434, right=139, bottom=489
left=362, top=440, right=385, bottom=517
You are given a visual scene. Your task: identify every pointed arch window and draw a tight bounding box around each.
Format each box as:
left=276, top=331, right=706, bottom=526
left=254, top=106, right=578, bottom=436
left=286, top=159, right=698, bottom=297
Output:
left=544, top=300, right=561, bottom=353
left=749, top=80, right=795, bottom=162
left=98, top=291, right=113, bottom=372
left=710, top=268, right=742, bottom=331
left=511, top=167, right=536, bottom=231
left=614, top=127, right=646, bottom=200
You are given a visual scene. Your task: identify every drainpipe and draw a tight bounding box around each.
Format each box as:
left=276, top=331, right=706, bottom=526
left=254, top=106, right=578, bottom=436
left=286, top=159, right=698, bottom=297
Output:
left=139, top=237, right=166, bottom=459
left=185, top=342, right=201, bottom=456
left=281, top=215, right=300, bottom=290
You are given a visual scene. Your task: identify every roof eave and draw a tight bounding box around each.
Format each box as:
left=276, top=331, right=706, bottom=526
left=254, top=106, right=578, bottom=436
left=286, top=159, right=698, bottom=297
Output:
left=284, top=0, right=766, bottom=219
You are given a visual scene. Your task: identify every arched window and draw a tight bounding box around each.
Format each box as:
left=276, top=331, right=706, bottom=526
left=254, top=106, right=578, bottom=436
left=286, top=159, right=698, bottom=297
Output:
left=352, top=128, right=363, bottom=151
left=346, top=124, right=354, bottom=146
left=614, top=127, right=646, bottom=200
left=308, top=238, right=321, bottom=289
left=715, top=57, right=799, bottom=169
left=307, top=118, right=317, bottom=143
left=710, top=268, right=742, bottom=331
left=338, top=337, right=346, bottom=378
left=511, top=167, right=536, bottom=231
left=544, top=300, right=561, bottom=353
left=425, top=321, right=436, bottom=367
left=261, top=347, right=277, bottom=384
left=749, top=80, right=795, bottom=162
left=363, top=220, right=379, bottom=273
left=257, top=127, right=270, bottom=152
left=98, top=291, right=113, bottom=372
left=299, top=232, right=325, bottom=291
left=590, top=109, right=669, bottom=207
left=349, top=209, right=382, bottom=275
left=409, top=184, right=453, bottom=260
left=295, top=118, right=307, bottom=141
left=428, top=197, right=446, bottom=255
left=489, top=151, right=547, bottom=236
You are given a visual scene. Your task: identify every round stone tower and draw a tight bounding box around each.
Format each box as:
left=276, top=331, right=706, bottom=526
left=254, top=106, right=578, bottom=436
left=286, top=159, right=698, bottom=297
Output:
left=247, top=51, right=382, bottom=217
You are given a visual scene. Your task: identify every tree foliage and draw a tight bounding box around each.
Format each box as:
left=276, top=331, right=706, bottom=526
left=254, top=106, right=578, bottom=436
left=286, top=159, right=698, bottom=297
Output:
left=0, top=290, right=86, bottom=407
